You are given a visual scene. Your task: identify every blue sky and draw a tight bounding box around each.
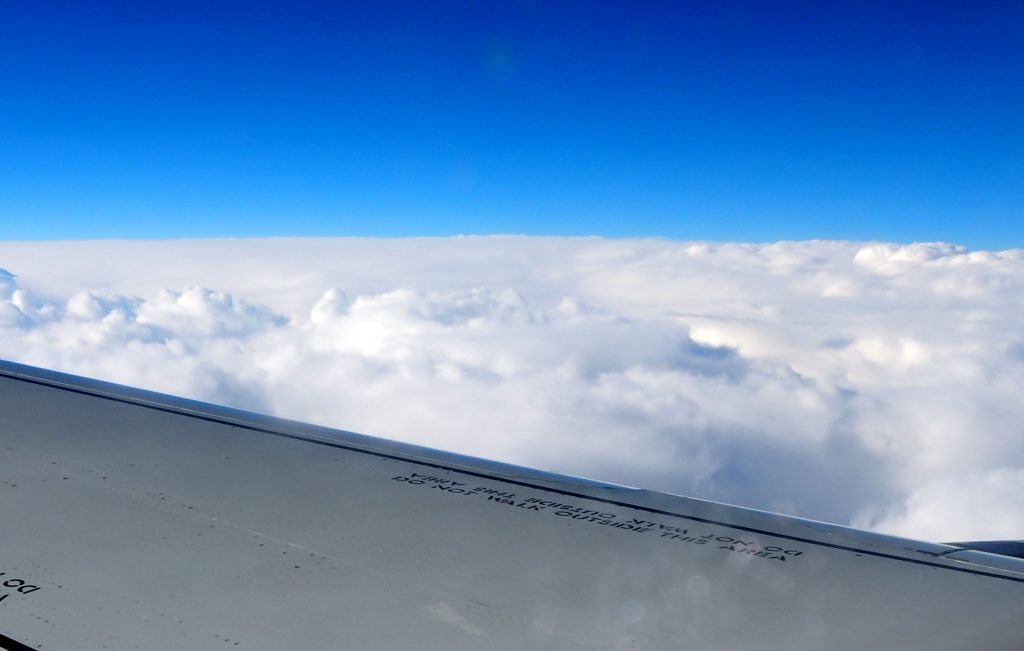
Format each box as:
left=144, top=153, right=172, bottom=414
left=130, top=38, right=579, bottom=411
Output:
left=1, top=1, right=1021, bottom=247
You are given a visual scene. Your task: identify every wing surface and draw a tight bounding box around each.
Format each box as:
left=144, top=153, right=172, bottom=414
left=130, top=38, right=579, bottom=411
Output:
left=1, top=360, right=1022, bottom=650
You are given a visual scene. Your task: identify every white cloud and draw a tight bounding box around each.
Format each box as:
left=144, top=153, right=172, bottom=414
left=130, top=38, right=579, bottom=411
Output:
left=855, top=468, right=1024, bottom=541
left=1, top=237, right=1022, bottom=542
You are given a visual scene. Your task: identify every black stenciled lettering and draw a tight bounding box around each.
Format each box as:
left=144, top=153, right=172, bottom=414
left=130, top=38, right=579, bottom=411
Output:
left=552, top=511, right=652, bottom=534
left=535, top=500, right=577, bottom=510
left=630, top=518, right=669, bottom=530
left=395, top=474, right=478, bottom=493
left=717, top=537, right=753, bottom=546
left=391, top=475, right=427, bottom=484
left=473, top=487, right=517, bottom=499
left=434, top=486, right=471, bottom=494
left=0, top=571, right=41, bottom=602
left=715, top=541, right=802, bottom=562
left=659, top=533, right=705, bottom=544
left=488, top=496, right=546, bottom=510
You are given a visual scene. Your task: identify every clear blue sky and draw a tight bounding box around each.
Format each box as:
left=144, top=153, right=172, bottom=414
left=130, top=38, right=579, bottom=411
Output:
left=1, top=1, right=1021, bottom=248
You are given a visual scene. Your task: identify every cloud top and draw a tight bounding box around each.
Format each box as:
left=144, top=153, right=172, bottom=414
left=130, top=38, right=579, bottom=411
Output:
left=1, top=237, right=1022, bottom=542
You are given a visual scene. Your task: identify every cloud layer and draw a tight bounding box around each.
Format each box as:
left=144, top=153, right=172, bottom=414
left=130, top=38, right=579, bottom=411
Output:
left=2, top=237, right=1022, bottom=542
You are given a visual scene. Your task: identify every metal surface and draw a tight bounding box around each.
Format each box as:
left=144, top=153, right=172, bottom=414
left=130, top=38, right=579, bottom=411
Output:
left=0, top=360, right=1022, bottom=650
left=947, top=541, right=1024, bottom=560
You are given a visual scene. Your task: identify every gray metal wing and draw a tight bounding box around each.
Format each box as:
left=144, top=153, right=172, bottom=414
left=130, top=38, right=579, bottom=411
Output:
left=1, top=360, right=1022, bottom=650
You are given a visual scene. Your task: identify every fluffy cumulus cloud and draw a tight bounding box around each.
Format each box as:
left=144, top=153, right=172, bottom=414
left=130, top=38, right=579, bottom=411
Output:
left=1, top=237, right=1023, bottom=542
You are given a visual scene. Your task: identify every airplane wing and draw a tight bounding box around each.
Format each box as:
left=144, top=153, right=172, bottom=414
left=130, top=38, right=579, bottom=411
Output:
left=1, top=359, right=1022, bottom=650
